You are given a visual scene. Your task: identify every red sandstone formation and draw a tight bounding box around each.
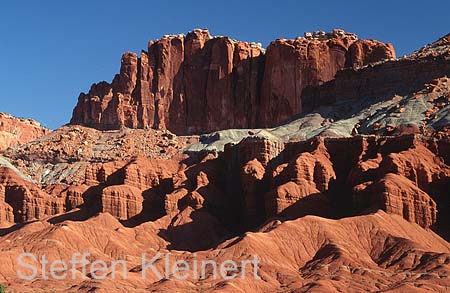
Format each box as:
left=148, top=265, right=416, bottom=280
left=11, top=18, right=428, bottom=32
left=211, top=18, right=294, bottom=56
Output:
left=302, top=34, right=450, bottom=112
left=0, top=167, right=63, bottom=223
left=2, top=124, right=448, bottom=231
left=241, top=159, right=265, bottom=226
left=101, top=185, right=143, bottom=220
left=258, top=31, right=395, bottom=127
left=353, top=173, right=437, bottom=228
left=346, top=39, right=396, bottom=69
left=71, top=29, right=266, bottom=134
left=0, top=208, right=448, bottom=292
left=0, top=185, right=13, bottom=225
left=1, top=31, right=450, bottom=292
left=0, top=128, right=449, bottom=292
left=71, top=29, right=395, bottom=134
left=0, top=112, right=50, bottom=151
left=265, top=139, right=334, bottom=218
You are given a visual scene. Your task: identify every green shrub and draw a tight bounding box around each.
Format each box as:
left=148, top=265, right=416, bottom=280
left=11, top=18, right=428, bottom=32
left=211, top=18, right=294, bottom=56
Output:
left=0, top=284, right=10, bottom=293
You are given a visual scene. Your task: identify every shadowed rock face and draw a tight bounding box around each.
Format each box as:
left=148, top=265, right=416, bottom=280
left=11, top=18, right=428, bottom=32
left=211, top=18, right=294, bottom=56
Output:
left=3, top=131, right=447, bottom=231
left=70, top=29, right=395, bottom=134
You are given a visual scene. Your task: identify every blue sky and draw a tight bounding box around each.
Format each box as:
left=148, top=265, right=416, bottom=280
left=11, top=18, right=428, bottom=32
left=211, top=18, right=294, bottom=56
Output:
left=1, top=0, right=449, bottom=129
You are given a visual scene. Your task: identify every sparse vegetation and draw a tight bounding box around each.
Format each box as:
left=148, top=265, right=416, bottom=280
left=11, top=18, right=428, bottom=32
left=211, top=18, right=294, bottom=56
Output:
left=0, top=284, right=11, bottom=293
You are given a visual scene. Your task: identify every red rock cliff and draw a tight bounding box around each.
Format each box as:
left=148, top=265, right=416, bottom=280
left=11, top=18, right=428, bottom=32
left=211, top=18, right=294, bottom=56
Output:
left=70, top=29, right=395, bottom=134
left=302, top=34, right=450, bottom=111
left=0, top=112, right=50, bottom=151
left=258, top=31, right=394, bottom=126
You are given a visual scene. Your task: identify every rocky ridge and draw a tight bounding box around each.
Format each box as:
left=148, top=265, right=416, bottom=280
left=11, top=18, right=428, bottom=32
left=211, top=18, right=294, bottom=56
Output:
left=0, top=112, right=50, bottom=151
left=71, top=29, right=395, bottom=134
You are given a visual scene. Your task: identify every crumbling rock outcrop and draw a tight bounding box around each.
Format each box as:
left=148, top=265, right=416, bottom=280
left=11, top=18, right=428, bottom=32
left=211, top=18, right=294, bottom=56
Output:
left=258, top=31, right=395, bottom=127
left=1, top=126, right=448, bottom=233
left=122, top=157, right=180, bottom=190
left=265, top=139, right=335, bottom=217
left=0, top=167, right=64, bottom=222
left=353, top=173, right=437, bottom=228
left=346, top=39, right=396, bottom=69
left=224, top=136, right=284, bottom=167
left=0, top=185, right=13, bottom=224
left=378, top=144, right=450, bottom=192
left=71, top=29, right=395, bottom=133
left=241, top=159, right=265, bottom=226
left=101, top=185, right=143, bottom=220
left=302, top=35, right=450, bottom=112
left=343, top=136, right=449, bottom=228
left=0, top=112, right=50, bottom=151
left=63, top=184, right=89, bottom=210
left=221, top=134, right=448, bottom=229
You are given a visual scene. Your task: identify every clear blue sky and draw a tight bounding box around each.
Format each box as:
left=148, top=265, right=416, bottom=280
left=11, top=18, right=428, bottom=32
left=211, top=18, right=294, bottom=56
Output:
left=1, top=0, right=449, bottom=129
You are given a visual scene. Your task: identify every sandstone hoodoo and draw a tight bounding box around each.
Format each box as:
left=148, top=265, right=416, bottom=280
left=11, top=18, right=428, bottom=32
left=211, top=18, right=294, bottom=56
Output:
left=70, top=29, right=395, bottom=134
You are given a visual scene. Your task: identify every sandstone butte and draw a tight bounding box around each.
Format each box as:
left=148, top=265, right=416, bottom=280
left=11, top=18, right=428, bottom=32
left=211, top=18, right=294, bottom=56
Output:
left=70, top=29, right=395, bottom=134
left=0, top=30, right=449, bottom=292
